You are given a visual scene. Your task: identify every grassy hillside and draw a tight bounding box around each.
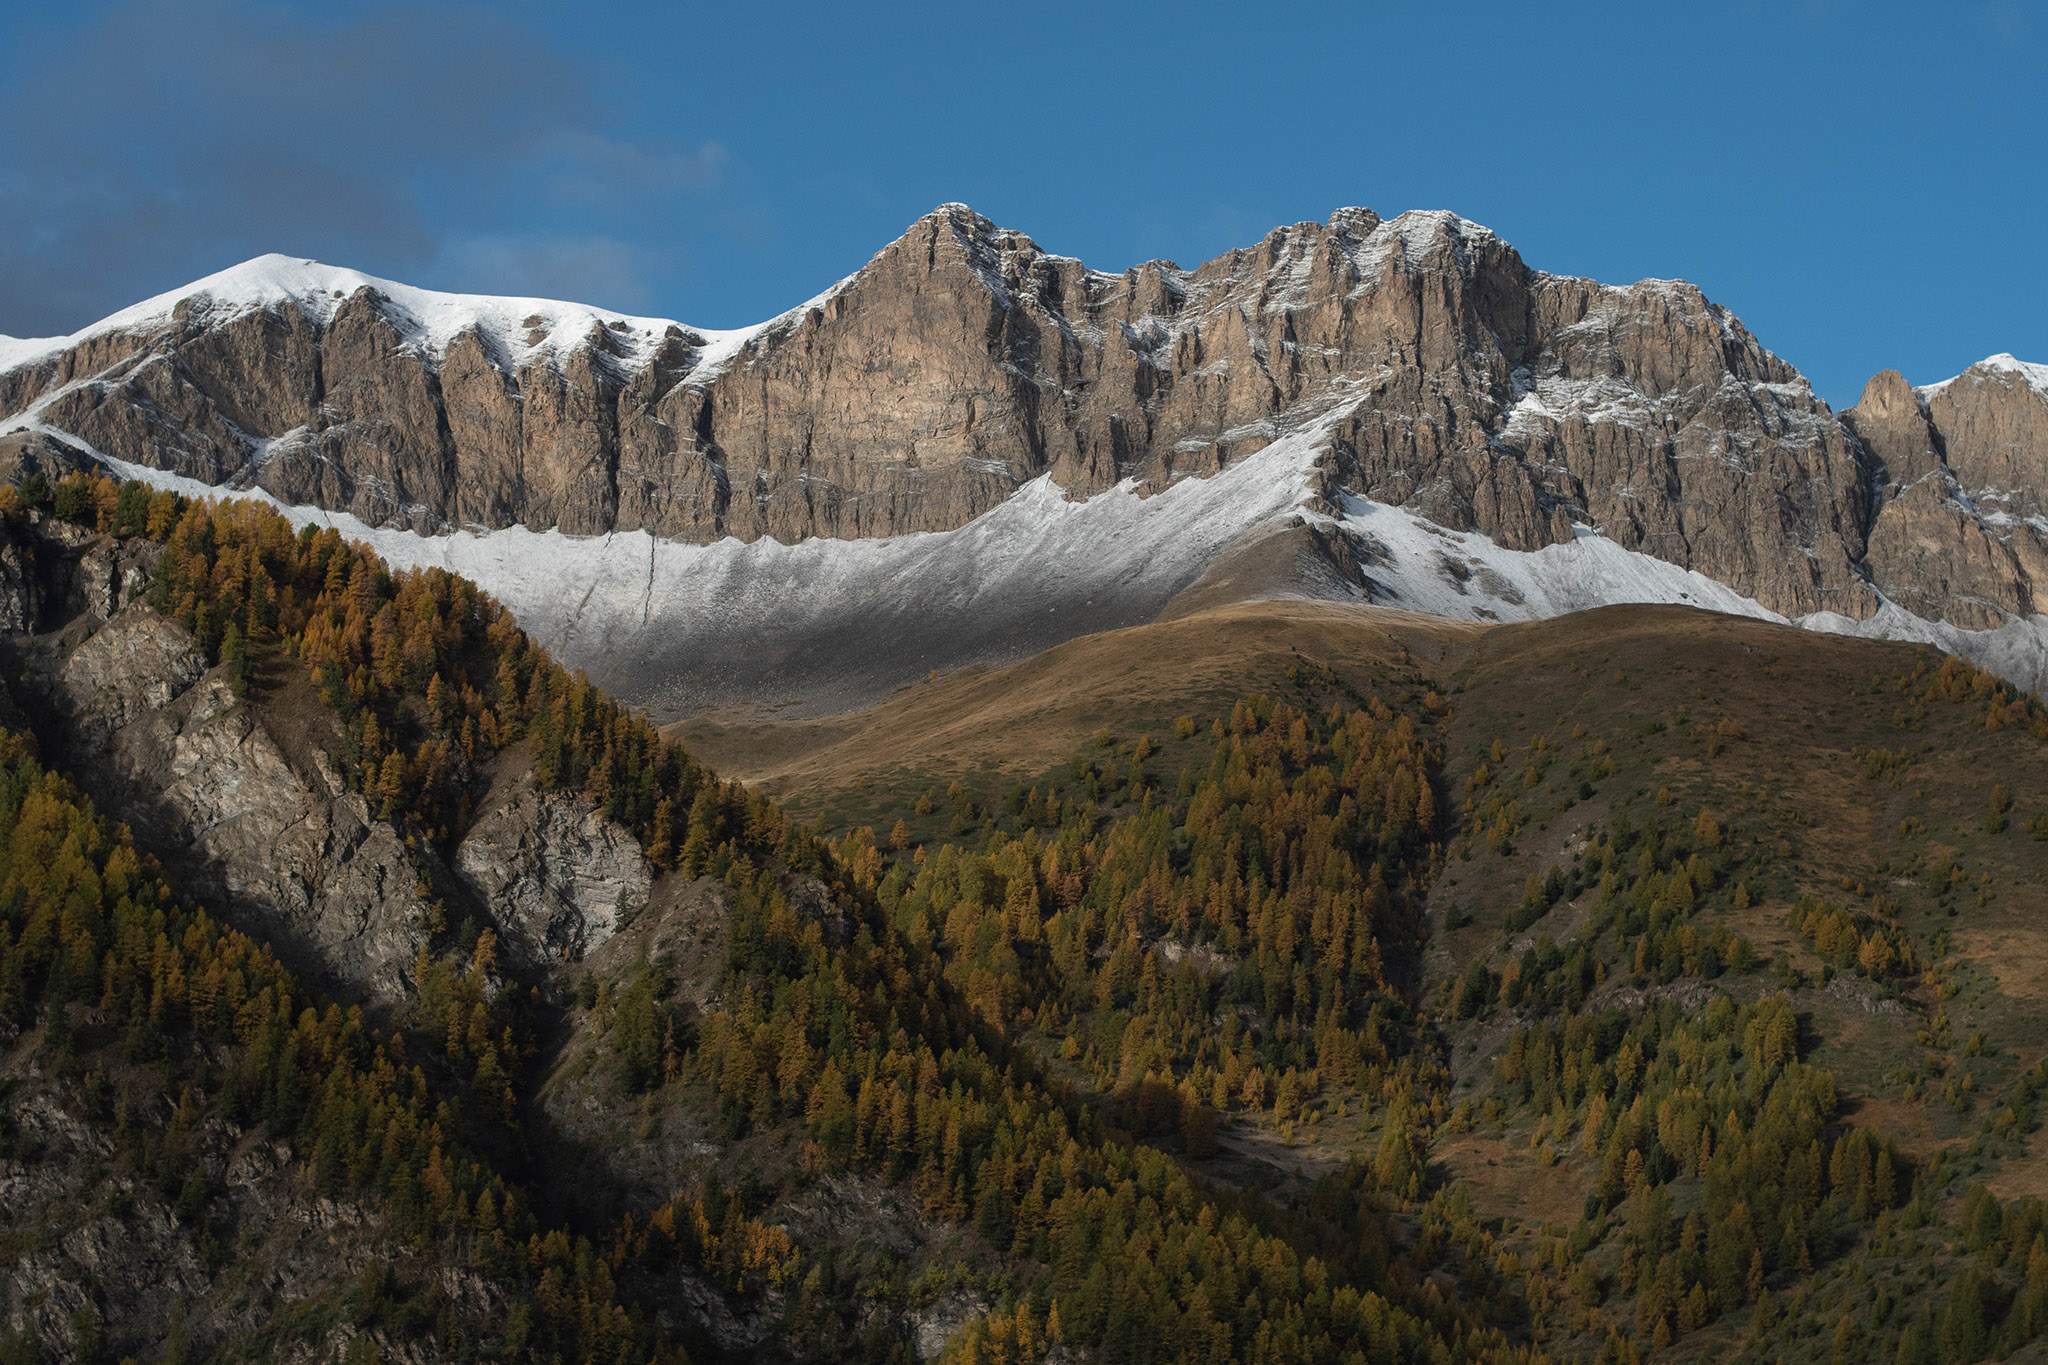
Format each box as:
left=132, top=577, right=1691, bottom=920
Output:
left=9, top=470, right=2048, bottom=1363
left=678, top=596, right=2048, bottom=1363
left=1427, top=608, right=2048, bottom=1361
left=667, top=599, right=1470, bottom=815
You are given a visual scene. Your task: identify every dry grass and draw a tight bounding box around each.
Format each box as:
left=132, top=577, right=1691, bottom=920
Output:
left=1844, top=1095, right=1950, bottom=1162
left=1989, top=1121, right=2048, bottom=1202
left=1956, top=926, right=2048, bottom=1003
left=1189, top=1116, right=1355, bottom=1209
left=670, top=590, right=2048, bottom=1200
left=671, top=598, right=1477, bottom=807
left=1433, top=1134, right=1589, bottom=1226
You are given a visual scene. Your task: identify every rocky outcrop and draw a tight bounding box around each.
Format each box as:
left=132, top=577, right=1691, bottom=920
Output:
left=0, top=207, right=1900, bottom=626
left=0, top=1049, right=499, bottom=1363
left=1846, top=368, right=1945, bottom=489
left=0, top=509, right=152, bottom=637
left=0, top=522, right=653, bottom=1003
left=1861, top=481, right=2034, bottom=628
left=1, top=1084, right=212, bottom=1355
left=454, top=775, right=649, bottom=969
left=0, top=427, right=98, bottom=490
left=1312, top=221, right=1873, bottom=618
left=1927, top=356, right=2048, bottom=522
left=1845, top=357, right=2048, bottom=630
left=0, top=521, right=38, bottom=635
left=56, top=606, right=440, bottom=1003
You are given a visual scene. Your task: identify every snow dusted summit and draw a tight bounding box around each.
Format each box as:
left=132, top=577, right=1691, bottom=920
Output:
left=2, top=204, right=2045, bottom=712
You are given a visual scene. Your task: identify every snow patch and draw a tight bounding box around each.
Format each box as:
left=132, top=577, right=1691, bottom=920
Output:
left=1916, top=353, right=2048, bottom=401
left=0, top=254, right=853, bottom=385
left=94, top=406, right=1338, bottom=713
left=89, top=394, right=2048, bottom=711
left=1329, top=503, right=1781, bottom=626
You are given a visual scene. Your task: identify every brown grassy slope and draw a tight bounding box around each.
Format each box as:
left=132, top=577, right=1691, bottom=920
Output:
left=669, top=598, right=1478, bottom=809
left=1439, top=608, right=2048, bottom=1017
left=678, top=600, right=2048, bottom=992
left=1431, top=605, right=2048, bottom=1231
left=676, top=596, right=2048, bottom=1215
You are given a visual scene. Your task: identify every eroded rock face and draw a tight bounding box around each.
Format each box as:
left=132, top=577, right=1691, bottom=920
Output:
left=57, top=607, right=439, bottom=1003
left=1846, top=369, right=1945, bottom=489
left=47, top=610, right=658, bottom=1002
left=1846, top=358, right=2048, bottom=629
left=1317, top=225, right=1874, bottom=619
left=59, top=607, right=207, bottom=729
left=0, top=521, right=661, bottom=1004
left=1862, top=481, right=2033, bottom=628
left=0, top=205, right=1937, bottom=627
left=0, top=1054, right=505, bottom=1362
left=1929, top=360, right=2048, bottom=521
left=453, top=778, right=649, bottom=969
left=0, top=522, right=39, bottom=635
left=0, top=511, right=152, bottom=637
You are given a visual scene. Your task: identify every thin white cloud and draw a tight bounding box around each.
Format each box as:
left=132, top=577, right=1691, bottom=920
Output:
left=428, top=234, right=671, bottom=313
left=541, top=134, right=729, bottom=208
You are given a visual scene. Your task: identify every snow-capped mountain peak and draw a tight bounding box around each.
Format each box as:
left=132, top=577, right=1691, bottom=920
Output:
left=3, top=205, right=2046, bottom=714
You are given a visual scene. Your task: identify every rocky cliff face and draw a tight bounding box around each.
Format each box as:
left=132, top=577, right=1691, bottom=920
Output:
left=454, top=767, right=651, bottom=971
left=0, top=1060, right=466, bottom=1364
left=4, top=204, right=2045, bottom=696
left=55, top=612, right=444, bottom=1003
left=1845, top=355, right=2048, bottom=630
left=0, top=517, right=652, bottom=1007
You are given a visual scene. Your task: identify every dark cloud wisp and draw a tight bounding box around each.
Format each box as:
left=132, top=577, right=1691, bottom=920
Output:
left=0, top=0, right=725, bottom=336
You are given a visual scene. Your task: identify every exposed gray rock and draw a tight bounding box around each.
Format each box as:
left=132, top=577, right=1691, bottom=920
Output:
left=909, top=1288, right=993, bottom=1360
left=454, top=778, right=649, bottom=969
left=0, top=428, right=97, bottom=489
left=1861, top=480, right=2033, bottom=629
left=58, top=604, right=207, bottom=734
left=8, top=206, right=2046, bottom=703
left=0, top=206, right=1939, bottom=625
left=0, top=1050, right=466, bottom=1363
left=0, top=523, right=39, bottom=635
left=54, top=606, right=437, bottom=1003
left=1846, top=368, right=1945, bottom=490
left=0, top=522, right=658, bottom=1007
left=1928, top=358, right=2048, bottom=523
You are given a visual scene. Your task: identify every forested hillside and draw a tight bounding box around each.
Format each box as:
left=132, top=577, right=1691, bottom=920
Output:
left=4, top=469, right=2048, bottom=1362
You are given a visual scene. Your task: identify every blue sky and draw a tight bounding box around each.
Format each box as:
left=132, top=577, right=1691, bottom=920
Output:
left=0, top=0, right=2040, bottom=406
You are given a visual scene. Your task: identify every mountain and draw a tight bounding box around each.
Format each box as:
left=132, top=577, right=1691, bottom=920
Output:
left=1848, top=355, right=2048, bottom=627
left=3, top=206, right=2045, bottom=714
left=6, top=487, right=2048, bottom=1363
